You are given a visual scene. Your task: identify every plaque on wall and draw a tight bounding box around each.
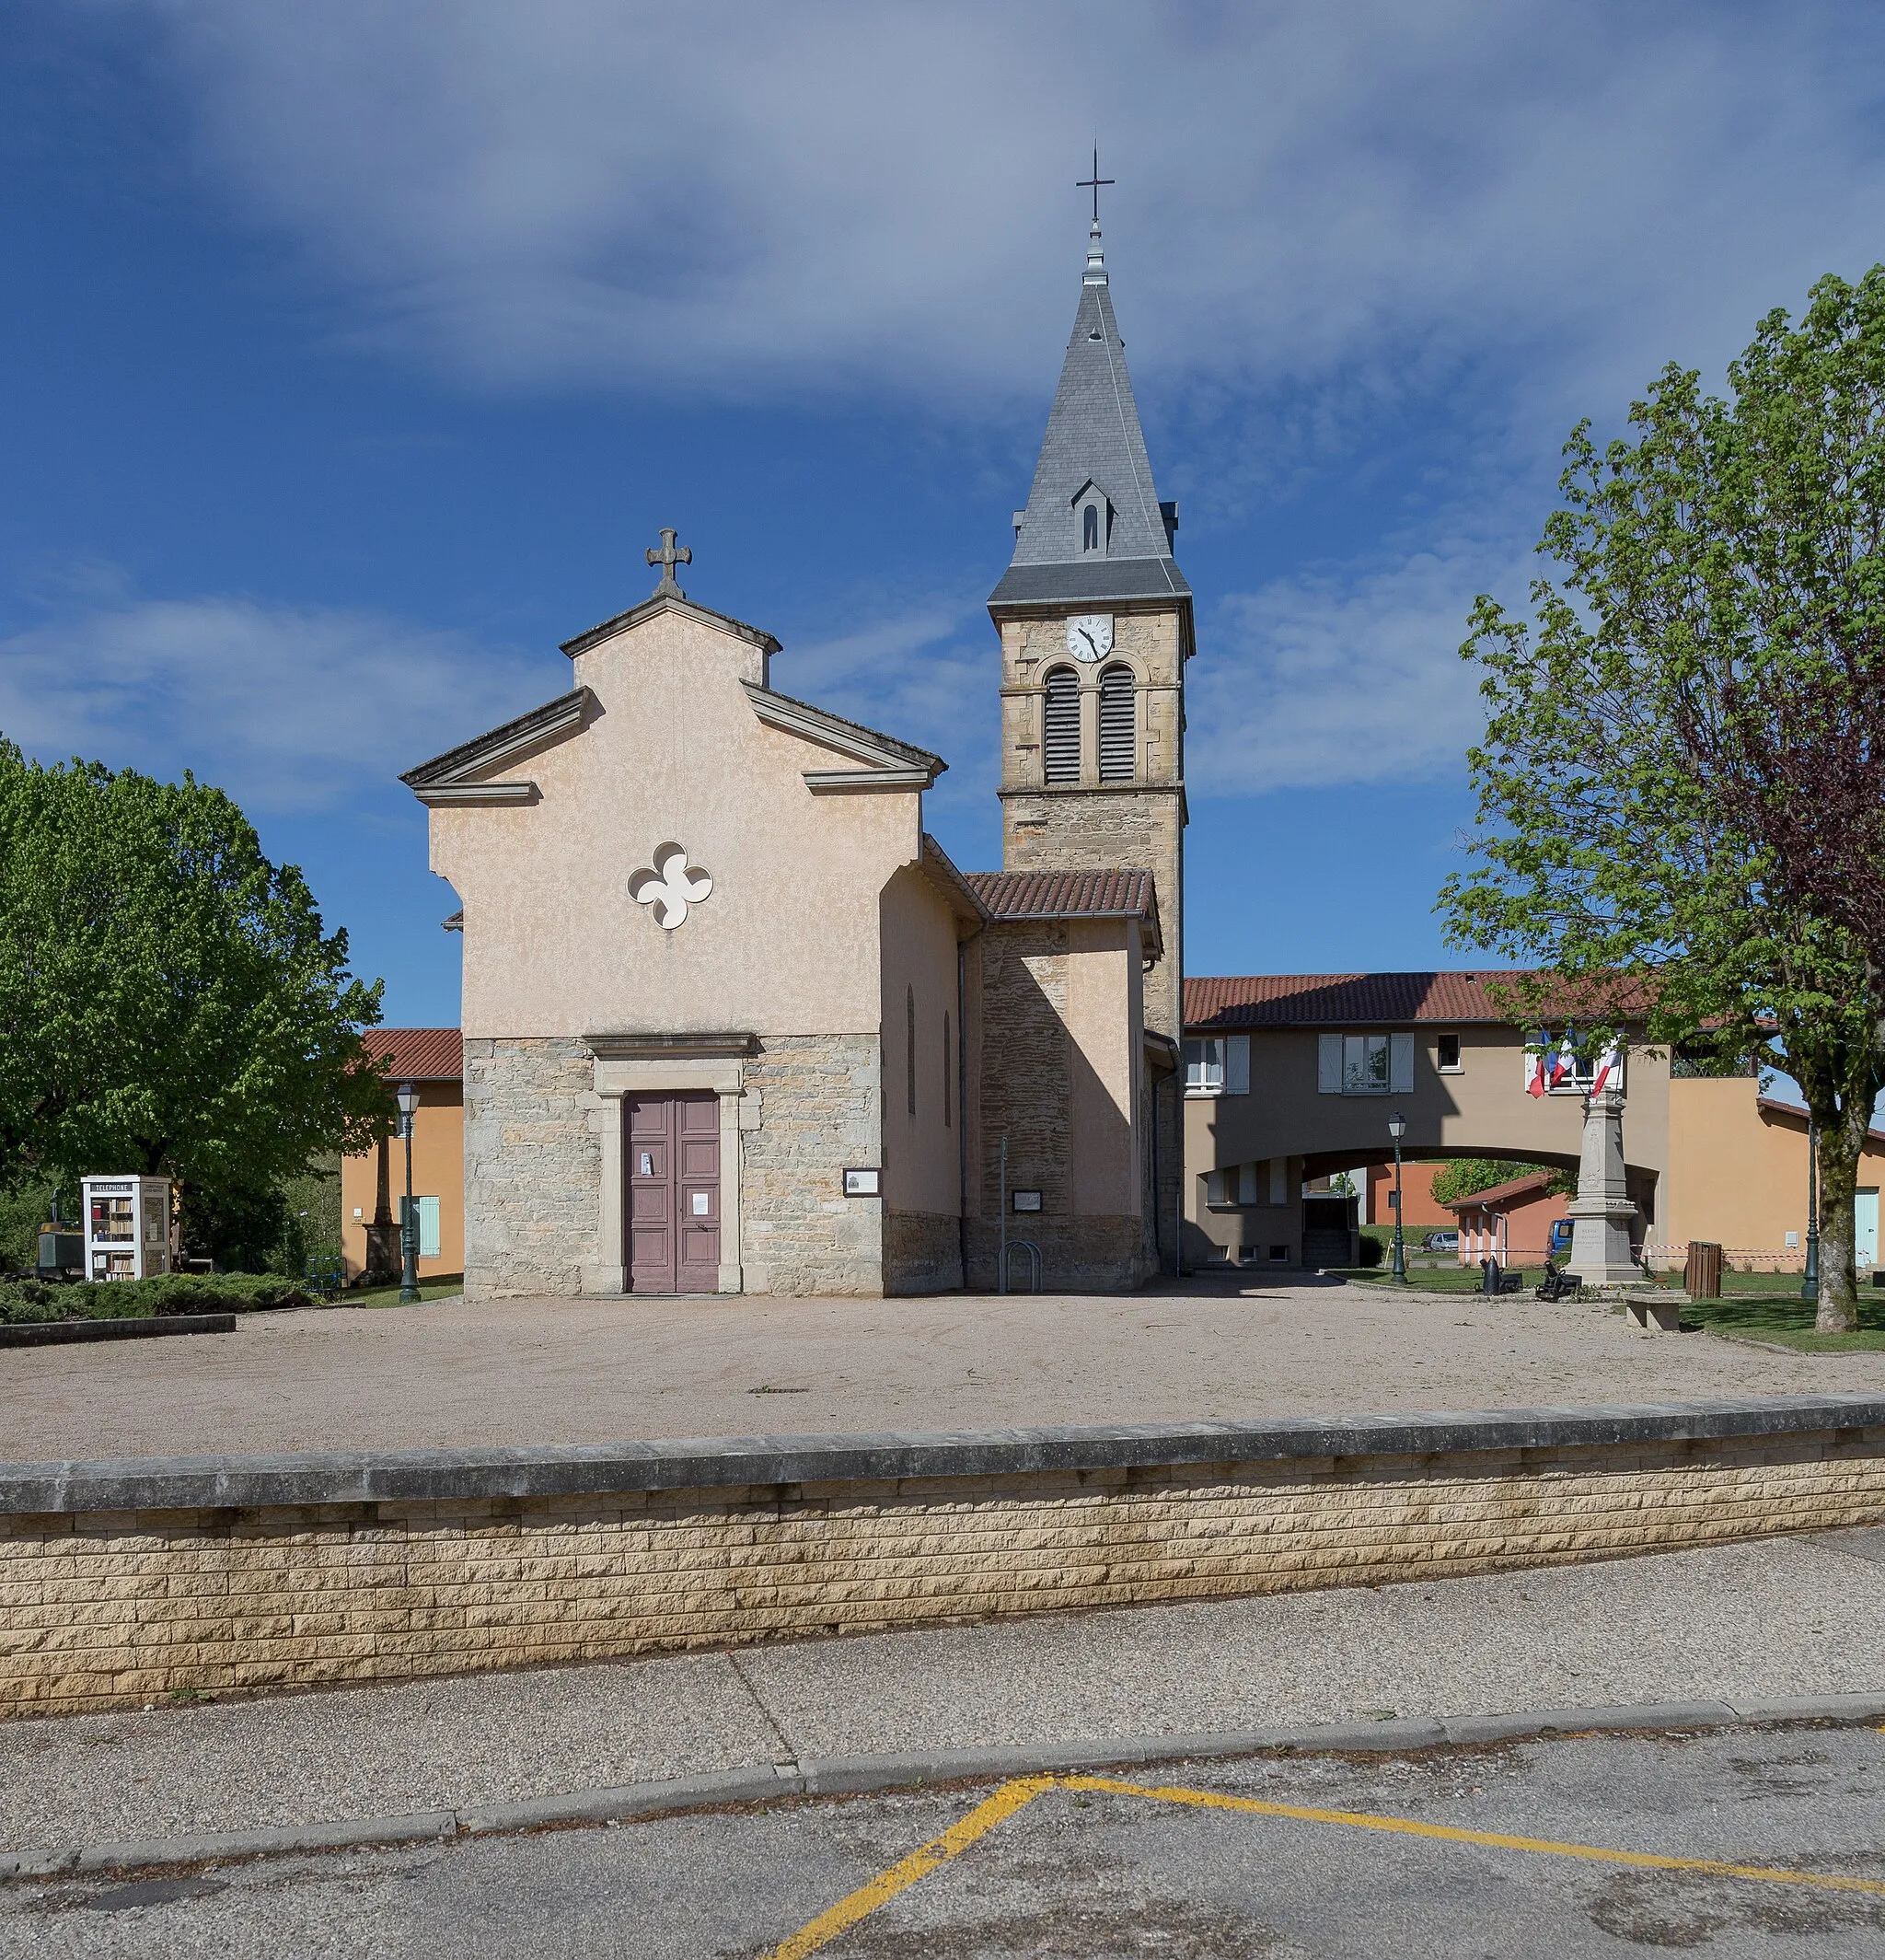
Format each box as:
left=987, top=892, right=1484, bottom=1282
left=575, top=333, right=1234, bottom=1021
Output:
left=1012, top=1189, right=1043, bottom=1212
left=843, top=1167, right=881, bottom=1197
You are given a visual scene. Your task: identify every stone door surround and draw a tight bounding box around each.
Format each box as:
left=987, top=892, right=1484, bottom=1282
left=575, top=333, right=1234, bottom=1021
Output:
left=582, top=1032, right=756, bottom=1295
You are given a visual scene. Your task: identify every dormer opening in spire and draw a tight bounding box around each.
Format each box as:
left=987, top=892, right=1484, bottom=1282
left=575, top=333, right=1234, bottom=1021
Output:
left=1074, top=481, right=1111, bottom=556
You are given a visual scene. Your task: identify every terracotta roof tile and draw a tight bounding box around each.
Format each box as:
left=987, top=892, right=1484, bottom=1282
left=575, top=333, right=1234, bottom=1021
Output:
left=1184, top=970, right=1655, bottom=1029
left=965, top=868, right=1155, bottom=921
left=362, top=1028, right=462, bottom=1082
left=1442, top=1169, right=1560, bottom=1212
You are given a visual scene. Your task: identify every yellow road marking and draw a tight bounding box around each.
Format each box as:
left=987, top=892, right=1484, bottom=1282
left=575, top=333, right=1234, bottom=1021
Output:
left=762, top=1775, right=1053, bottom=1960
left=762, top=1769, right=1885, bottom=1956
left=1066, top=1775, right=1885, bottom=1896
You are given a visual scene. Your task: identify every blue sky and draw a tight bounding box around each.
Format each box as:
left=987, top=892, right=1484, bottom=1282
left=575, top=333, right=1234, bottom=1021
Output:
left=6, top=4, right=1885, bottom=1028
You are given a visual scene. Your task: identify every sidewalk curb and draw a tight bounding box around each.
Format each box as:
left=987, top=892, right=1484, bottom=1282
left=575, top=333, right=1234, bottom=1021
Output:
left=6, top=1693, right=1883, bottom=1882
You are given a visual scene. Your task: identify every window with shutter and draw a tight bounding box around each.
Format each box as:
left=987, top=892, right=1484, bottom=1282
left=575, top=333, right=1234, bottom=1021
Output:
left=1043, top=667, right=1080, bottom=783
left=1223, top=1035, right=1250, bottom=1095
left=1098, top=664, right=1135, bottom=781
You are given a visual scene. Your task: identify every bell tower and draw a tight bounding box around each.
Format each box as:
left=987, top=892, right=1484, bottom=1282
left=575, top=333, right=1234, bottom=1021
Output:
left=988, top=210, right=1190, bottom=1268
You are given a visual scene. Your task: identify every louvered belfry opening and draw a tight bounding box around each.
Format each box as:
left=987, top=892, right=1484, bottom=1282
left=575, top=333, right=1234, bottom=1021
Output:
left=1097, top=663, right=1135, bottom=781
left=1043, top=666, right=1081, bottom=783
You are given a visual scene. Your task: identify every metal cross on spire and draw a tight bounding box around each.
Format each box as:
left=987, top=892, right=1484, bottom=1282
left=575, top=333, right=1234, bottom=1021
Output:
left=646, top=526, right=690, bottom=599
left=1076, top=148, right=1114, bottom=226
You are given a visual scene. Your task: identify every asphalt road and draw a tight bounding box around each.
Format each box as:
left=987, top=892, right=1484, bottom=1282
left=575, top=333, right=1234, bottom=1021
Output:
left=6, top=1722, right=1882, bottom=1957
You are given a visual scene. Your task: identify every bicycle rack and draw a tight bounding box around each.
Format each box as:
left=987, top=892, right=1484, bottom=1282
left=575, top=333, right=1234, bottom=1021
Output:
left=1004, top=1239, right=1042, bottom=1293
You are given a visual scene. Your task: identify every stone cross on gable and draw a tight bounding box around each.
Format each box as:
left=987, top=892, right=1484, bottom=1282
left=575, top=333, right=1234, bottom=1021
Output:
left=647, top=527, right=691, bottom=599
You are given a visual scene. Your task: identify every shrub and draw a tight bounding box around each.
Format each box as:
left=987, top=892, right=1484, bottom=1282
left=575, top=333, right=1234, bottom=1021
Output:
left=0, top=1272, right=312, bottom=1325
left=1357, top=1235, right=1385, bottom=1268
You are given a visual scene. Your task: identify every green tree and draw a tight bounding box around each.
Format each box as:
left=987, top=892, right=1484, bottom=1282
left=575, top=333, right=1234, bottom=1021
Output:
left=0, top=743, right=395, bottom=1266
left=1428, top=1159, right=1572, bottom=1207
left=1440, top=275, right=1883, bottom=1331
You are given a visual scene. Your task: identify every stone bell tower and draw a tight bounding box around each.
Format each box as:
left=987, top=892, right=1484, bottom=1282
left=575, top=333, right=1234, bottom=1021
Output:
left=987, top=212, right=1191, bottom=1269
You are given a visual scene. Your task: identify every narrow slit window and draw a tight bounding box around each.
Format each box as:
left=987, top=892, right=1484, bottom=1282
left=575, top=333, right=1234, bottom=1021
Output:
left=1042, top=667, right=1081, bottom=783
left=942, top=1013, right=952, bottom=1128
left=1098, top=664, right=1135, bottom=781
left=1081, top=504, right=1100, bottom=551
left=906, top=984, right=917, bottom=1116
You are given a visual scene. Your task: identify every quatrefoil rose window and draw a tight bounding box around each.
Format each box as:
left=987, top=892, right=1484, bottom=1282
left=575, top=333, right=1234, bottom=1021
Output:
left=629, top=842, right=713, bottom=930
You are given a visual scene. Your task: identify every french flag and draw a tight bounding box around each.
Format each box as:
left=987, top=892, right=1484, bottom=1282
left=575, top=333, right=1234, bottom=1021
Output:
left=1590, top=1042, right=1621, bottom=1096
left=1549, top=1029, right=1577, bottom=1089
left=1526, top=1035, right=1550, bottom=1098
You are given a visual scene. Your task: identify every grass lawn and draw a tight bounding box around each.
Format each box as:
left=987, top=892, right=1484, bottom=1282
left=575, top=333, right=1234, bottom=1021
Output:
left=1677, top=1290, right=1885, bottom=1352
left=336, top=1273, right=465, bottom=1308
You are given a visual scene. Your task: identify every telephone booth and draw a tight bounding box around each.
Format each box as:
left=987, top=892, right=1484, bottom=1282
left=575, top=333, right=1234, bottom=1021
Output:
left=80, top=1176, right=175, bottom=1282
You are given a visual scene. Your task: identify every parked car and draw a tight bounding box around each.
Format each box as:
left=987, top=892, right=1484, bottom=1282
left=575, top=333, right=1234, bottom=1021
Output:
left=1421, top=1230, right=1459, bottom=1253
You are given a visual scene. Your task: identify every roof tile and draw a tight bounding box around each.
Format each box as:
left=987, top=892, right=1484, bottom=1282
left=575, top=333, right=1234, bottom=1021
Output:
left=363, top=1028, right=462, bottom=1081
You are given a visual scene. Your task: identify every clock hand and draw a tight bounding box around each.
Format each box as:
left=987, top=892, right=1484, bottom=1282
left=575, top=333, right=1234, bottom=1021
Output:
left=1079, top=628, right=1097, bottom=654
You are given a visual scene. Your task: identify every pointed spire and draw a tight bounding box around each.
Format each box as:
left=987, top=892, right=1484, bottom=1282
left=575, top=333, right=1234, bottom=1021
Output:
left=989, top=222, right=1188, bottom=609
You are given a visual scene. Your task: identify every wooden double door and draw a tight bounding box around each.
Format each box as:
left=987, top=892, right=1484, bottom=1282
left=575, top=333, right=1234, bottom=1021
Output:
left=626, top=1091, right=722, bottom=1293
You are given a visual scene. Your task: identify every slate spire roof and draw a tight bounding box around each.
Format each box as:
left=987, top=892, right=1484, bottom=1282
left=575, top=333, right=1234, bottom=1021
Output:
left=989, top=222, right=1189, bottom=609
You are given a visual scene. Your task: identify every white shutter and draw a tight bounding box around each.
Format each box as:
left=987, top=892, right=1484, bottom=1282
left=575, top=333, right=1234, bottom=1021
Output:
left=1318, top=1034, right=1342, bottom=1093
left=1224, top=1036, right=1250, bottom=1096
left=1390, top=1032, right=1415, bottom=1094
left=1522, top=1043, right=1536, bottom=1093
left=1238, top=1161, right=1258, bottom=1204
left=1268, top=1156, right=1287, bottom=1205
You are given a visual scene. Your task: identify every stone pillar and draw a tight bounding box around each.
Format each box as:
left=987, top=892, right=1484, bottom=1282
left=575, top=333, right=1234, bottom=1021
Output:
left=1567, top=1091, right=1639, bottom=1285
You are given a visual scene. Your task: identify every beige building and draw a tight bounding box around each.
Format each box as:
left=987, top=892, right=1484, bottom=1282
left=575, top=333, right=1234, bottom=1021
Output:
left=401, top=218, right=1186, bottom=1299
left=1184, top=970, right=1885, bottom=1273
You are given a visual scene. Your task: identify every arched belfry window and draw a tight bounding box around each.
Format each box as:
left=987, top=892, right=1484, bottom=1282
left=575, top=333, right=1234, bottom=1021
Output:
left=1081, top=504, right=1099, bottom=551
left=1098, top=663, right=1136, bottom=782
left=1043, top=667, right=1081, bottom=783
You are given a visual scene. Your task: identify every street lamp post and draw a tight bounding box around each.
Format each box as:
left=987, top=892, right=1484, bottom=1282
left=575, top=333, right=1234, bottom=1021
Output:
left=1387, top=1112, right=1408, bottom=1284
left=1800, top=1114, right=1820, bottom=1305
left=396, top=1081, right=421, bottom=1305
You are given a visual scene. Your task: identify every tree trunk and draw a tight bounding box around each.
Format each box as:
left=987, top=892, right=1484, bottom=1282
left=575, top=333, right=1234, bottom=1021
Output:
left=1815, top=1107, right=1864, bottom=1332
left=1785, top=1031, right=1871, bottom=1333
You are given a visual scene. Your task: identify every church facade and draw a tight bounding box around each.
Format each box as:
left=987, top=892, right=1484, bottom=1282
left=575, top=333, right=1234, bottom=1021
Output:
left=403, top=219, right=1191, bottom=1299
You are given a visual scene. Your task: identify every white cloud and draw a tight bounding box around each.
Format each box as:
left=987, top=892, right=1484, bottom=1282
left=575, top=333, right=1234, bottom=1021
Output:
left=1191, top=539, right=1521, bottom=794
left=0, top=594, right=545, bottom=812
left=144, top=0, right=1885, bottom=430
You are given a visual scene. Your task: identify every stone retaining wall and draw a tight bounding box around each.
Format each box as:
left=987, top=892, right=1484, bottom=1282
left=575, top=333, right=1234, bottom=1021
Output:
left=3, top=1398, right=1881, bottom=1718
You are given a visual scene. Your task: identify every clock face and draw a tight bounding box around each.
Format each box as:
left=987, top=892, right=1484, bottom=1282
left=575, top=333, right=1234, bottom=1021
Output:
left=1066, top=614, right=1114, bottom=663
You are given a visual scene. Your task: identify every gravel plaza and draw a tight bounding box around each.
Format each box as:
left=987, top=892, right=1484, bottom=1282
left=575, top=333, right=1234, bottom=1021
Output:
left=8, top=1273, right=1885, bottom=1463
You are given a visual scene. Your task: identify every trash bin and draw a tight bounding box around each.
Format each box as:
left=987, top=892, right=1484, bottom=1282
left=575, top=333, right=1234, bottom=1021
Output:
left=1683, top=1241, right=1723, bottom=1299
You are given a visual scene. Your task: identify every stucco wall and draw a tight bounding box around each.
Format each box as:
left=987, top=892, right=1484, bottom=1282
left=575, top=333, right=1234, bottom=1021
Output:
left=1664, top=1079, right=1885, bottom=1263
left=431, top=607, right=924, bottom=1041
left=1187, top=1027, right=1672, bottom=1242
left=340, top=1085, right=464, bottom=1282
left=876, top=864, right=964, bottom=1221
left=6, top=1404, right=1879, bottom=1717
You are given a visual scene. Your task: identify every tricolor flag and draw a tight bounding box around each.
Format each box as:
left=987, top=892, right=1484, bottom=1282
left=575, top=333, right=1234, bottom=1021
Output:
left=1526, top=1035, right=1550, bottom=1098
left=1549, top=1029, right=1577, bottom=1089
left=1590, top=1042, right=1621, bottom=1096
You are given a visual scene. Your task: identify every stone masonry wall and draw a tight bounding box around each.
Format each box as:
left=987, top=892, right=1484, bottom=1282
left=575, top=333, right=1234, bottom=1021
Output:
left=462, top=1037, right=599, bottom=1300
left=884, top=1210, right=963, bottom=1294
left=5, top=1424, right=1882, bottom=1716
left=742, top=1036, right=883, bottom=1297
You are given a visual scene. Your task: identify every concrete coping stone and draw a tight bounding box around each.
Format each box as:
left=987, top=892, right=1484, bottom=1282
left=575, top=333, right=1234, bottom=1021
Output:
left=2, top=1393, right=1882, bottom=1516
